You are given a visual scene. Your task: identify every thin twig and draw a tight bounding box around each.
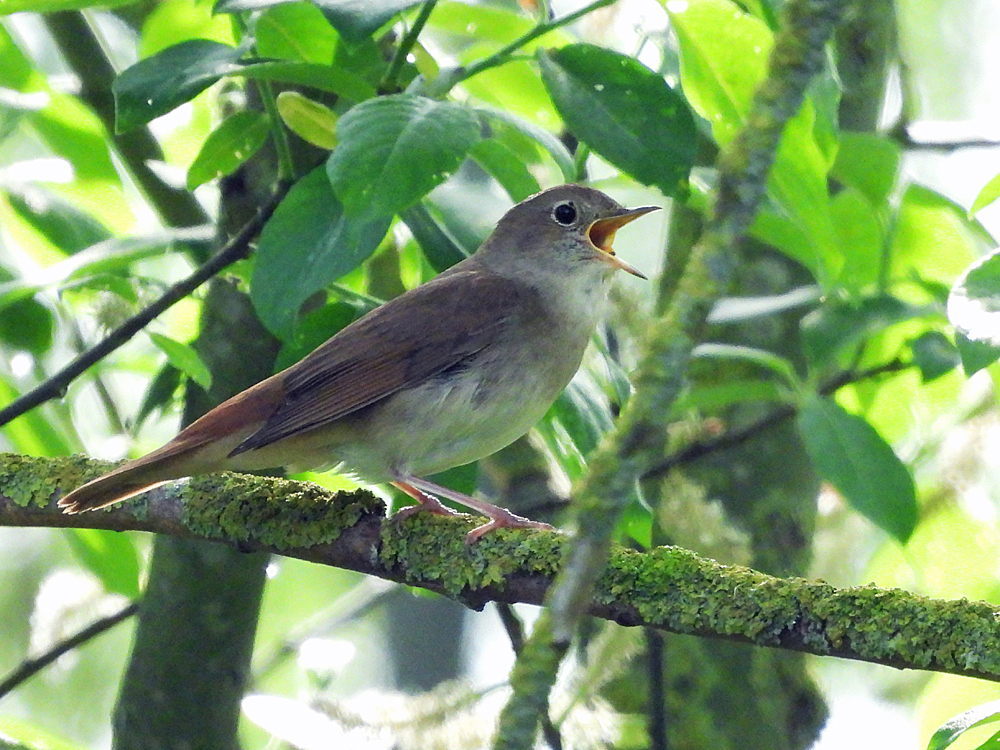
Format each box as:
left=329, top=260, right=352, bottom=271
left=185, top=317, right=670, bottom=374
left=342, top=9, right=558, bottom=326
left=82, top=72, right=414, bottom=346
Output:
left=0, top=182, right=290, bottom=428
left=381, top=0, right=439, bottom=93
left=0, top=600, right=139, bottom=702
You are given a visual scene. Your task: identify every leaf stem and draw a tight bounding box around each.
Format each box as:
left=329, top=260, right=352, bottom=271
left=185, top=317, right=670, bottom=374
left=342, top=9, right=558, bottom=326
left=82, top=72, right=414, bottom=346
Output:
left=381, top=0, right=439, bottom=93
left=256, top=77, right=296, bottom=182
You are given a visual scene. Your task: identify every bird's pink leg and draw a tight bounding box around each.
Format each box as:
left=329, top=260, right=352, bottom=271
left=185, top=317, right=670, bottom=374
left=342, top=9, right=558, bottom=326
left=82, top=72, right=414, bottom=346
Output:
left=392, top=474, right=554, bottom=542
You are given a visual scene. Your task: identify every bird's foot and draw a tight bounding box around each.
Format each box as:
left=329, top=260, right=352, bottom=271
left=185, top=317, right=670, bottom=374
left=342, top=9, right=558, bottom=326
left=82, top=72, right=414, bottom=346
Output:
left=465, top=508, right=554, bottom=543
left=391, top=475, right=554, bottom=543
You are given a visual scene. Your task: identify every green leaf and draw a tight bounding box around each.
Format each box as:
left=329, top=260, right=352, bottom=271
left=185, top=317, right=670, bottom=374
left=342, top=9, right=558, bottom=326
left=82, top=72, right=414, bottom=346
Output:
left=830, top=132, right=900, bottom=206
left=538, top=44, right=696, bottom=196
left=251, top=166, right=391, bottom=338
left=670, top=0, right=837, bottom=282
left=797, top=396, right=917, bottom=543
left=800, top=294, right=930, bottom=368
left=135, top=365, right=183, bottom=429
left=276, top=91, right=338, bottom=150
left=927, top=700, right=1000, bottom=750
left=970, top=172, right=1000, bottom=218
left=255, top=2, right=337, bottom=64
left=326, top=94, right=480, bottom=217
left=830, top=187, right=883, bottom=294
left=948, top=248, right=1000, bottom=375
left=113, top=40, right=244, bottom=133
left=64, top=528, right=142, bottom=599
left=0, top=375, right=71, bottom=456
left=148, top=332, right=213, bottom=391
left=236, top=60, right=375, bottom=101
left=6, top=185, right=112, bottom=254
left=114, top=40, right=374, bottom=133
left=890, top=185, right=986, bottom=300
left=399, top=202, right=470, bottom=272
left=473, top=105, right=575, bottom=181
left=215, top=0, right=423, bottom=42
left=692, top=343, right=801, bottom=391
left=0, top=296, right=53, bottom=354
left=910, top=331, right=960, bottom=382
left=186, top=110, right=270, bottom=189
left=469, top=138, right=540, bottom=202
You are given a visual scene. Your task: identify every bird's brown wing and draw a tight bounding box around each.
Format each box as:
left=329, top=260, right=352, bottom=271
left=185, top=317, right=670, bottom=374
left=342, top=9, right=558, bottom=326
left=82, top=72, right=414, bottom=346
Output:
left=231, top=268, right=530, bottom=454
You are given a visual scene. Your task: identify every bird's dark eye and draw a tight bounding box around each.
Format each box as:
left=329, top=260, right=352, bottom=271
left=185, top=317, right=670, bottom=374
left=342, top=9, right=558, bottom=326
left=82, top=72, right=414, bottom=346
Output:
left=552, top=202, right=577, bottom=226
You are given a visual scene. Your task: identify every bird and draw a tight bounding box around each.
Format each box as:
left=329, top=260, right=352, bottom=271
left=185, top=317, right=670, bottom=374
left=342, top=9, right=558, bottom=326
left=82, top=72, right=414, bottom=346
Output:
left=59, top=184, right=658, bottom=541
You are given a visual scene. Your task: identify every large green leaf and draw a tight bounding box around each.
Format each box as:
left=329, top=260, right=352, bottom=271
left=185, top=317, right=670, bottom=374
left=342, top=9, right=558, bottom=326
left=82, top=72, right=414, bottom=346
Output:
left=148, top=332, right=213, bottom=391
left=927, top=700, right=1000, bottom=750
left=6, top=184, right=112, bottom=254
left=114, top=40, right=373, bottom=133
left=255, top=2, right=337, bottom=64
left=186, top=110, right=270, bottom=189
left=251, top=166, right=391, bottom=339
left=114, top=40, right=244, bottom=133
left=538, top=44, right=696, bottom=196
left=797, top=396, right=917, bottom=543
left=326, top=94, right=480, bottom=217
left=948, top=248, right=1000, bottom=374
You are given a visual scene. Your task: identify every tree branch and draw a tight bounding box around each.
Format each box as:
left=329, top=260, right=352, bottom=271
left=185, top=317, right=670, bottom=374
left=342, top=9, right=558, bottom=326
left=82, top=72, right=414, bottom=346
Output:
left=4, top=452, right=1000, bottom=685
left=0, top=182, right=289, bottom=429
left=0, top=600, right=139, bottom=701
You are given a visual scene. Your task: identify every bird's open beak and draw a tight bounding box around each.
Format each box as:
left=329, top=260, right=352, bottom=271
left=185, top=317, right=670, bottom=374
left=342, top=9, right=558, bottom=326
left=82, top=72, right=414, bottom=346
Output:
left=588, top=206, right=659, bottom=280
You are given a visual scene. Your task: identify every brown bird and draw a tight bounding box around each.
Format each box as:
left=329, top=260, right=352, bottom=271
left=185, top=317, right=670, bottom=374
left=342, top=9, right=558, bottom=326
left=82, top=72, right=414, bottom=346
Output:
left=59, top=185, right=657, bottom=540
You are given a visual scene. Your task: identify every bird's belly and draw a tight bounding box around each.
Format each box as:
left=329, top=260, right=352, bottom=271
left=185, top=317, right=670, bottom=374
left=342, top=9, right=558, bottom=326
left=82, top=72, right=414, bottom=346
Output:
left=331, top=364, right=565, bottom=481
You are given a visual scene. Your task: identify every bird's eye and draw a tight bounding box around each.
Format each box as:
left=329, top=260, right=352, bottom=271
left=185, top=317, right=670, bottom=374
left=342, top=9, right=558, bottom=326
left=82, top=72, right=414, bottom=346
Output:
left=552, top=202, right=577, bottom=226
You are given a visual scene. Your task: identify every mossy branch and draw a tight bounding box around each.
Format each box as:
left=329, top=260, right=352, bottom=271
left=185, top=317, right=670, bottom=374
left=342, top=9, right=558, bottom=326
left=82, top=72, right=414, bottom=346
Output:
left=4, top=452, right=1000, bottom=684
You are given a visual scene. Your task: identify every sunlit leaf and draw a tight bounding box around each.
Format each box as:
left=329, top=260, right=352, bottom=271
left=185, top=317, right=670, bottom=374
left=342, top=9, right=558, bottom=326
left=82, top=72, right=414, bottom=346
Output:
left=948, top=248, right=1000, bottom=375
left=114, top=40, right=373, bottom=133
left=114, top=40, right=244, bottom=133
left=538, top=44, right=696, bottom=196
left=670, top=0, right=837, bottom=282
left=276, top=91, right=338, bottom=150
left=830, top=187, right=882, bottom=294
left=970, top=172, right=1000, bottom=218
left=326, top=94, right=480, bottom=217
left=800, top=294, right=931, bottom=368
left=149, top=332, right=213, bottom=391
left=797, top=396, right=917, bottom=543
left=6, top=185, right=112, bottom=254
left=927, top=699, right=1000, bottom=750
left=187, top=110, right=270, bottom=189
left=255, top=2, right=337, bottom=64
left=831, top=132, right=900, bottom=206
left=251, top=166, right=391, bottom=339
